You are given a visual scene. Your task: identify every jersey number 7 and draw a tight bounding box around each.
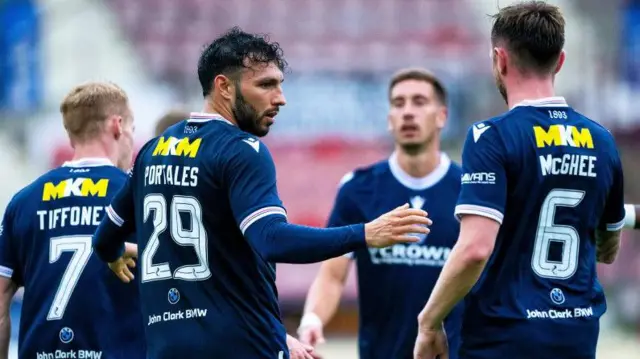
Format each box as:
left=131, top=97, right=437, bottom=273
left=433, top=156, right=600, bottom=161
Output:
left=532, top=188, right=585, bottom=280
left=47, top=235, right=93, bottom=321
left=141, top=194, right=211, bottom=283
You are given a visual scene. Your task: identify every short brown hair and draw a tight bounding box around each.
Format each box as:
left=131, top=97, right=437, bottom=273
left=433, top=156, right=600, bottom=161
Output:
left=491, top=1, right=565, bottom=75
left=388, top=68, right=447, bottom=105
left=154, top=110, right=189, bottom=136
left=60, top=82, right=129, bottom=143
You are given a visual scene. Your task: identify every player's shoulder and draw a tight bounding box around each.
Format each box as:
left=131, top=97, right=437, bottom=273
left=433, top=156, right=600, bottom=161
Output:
left=570, top=109, right=616, bottom=140
left=465, top=112, right=509, bottom=145
left=7, top=163, right=125, bottom=210
left=214, top=126, right=272, bottom=164
left=336, top=159, right=389, bottom=194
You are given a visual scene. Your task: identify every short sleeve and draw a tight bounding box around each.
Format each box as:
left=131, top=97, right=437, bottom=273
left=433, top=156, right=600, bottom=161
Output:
left=326, top=173, right=364, bottom=259
left=0, top=200, right=17, bottom=280
left=224, top=138, right=286, bottom=234
left=105, top=168, right=135, bottom=232
left=598, top=149, right=625, bottom=231
left=455, top=123, right=508, bottom=224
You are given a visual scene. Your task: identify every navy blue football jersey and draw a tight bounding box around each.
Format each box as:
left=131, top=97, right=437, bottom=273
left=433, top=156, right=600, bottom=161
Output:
left=328, top=153, right=463, bottom=359
left=455, top=97, right=625, bottom=359
left=104, top=113, right=289, bottom=359
left=0, top=158, right=145, bottom=359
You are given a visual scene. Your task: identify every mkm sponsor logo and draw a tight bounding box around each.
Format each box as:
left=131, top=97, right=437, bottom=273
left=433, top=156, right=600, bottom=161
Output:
left=152, top=136, right=201, bottom=158
left=533, top=125, right=593, bottom=149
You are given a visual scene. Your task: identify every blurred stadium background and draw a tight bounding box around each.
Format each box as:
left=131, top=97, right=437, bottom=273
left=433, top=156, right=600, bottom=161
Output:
left=2, top=0, right=640, bottom=357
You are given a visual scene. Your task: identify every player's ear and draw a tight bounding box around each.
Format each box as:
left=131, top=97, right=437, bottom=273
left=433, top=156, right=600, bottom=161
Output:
left=554, top=50, right=566, bottom=75
left=214, top=75, right=234, bottom=101
left=494, top=47, right=508, bottom=76
left=107, top=115, right=123, bottom=140
left=436, top=105, right=448, bottom=130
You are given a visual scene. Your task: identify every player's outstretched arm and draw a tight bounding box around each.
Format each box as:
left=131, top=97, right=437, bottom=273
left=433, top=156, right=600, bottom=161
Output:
left=227, top=140, right=430, bottom=263
left=298, top=256, right=351, bottom=348
left=244, top=204, right=431, bottom=263
left=0, top=278, right=17, bottom=359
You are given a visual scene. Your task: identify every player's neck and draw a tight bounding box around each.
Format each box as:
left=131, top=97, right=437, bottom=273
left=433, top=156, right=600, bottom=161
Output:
left=395, top=147, right=441, bottom=179
left=506, top=77, right=556, bottom=109
left=203, top=99, right=237, bottom=126
left=72, top=143, right=117, bottom=166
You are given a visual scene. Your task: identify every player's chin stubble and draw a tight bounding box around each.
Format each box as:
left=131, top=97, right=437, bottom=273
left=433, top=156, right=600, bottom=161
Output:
left=232, top=88, right=269, bottom=137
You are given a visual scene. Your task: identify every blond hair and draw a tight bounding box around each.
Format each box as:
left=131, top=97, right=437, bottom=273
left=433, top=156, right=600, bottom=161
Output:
left=60, top=82, right=129, bottom=143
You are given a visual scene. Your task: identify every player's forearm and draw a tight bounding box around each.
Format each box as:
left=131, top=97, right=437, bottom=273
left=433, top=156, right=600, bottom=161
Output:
left=0, top=282, right=15, bottom=359
left=595, top=229, right=621, bottom=264
left=92, top=217, right=127, bottom=263
left=418, top=242, right=490, bottom=329
left=0, top=312, right=9, bottom=359
left=245, top=217, right=366, bottom=263
left=623, top=204, right=640, bottom=229
left=303, top=275, right=345, bottom=325
left=0, top=310, right=11, bottom=359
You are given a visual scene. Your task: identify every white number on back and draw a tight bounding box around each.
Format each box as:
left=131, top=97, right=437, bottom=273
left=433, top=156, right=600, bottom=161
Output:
left=531, top=189, right=585, bottom=279
left=141, top=194, right=210, bottom=282
left=548, top=110, right=568, bottom=119
left=48, top=235, right=93, bottom=321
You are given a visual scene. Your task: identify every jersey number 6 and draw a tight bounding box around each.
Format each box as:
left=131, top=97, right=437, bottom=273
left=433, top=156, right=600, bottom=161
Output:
left=141, top=194, right=211, bottom=283
left=531, top=188, right=585, bottom=280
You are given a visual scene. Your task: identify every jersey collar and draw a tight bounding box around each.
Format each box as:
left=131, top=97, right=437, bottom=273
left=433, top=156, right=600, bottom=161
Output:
left=62, top=157, right=114, bottom=168
left=187, top=112, right=234, bottom=126
left=388, top=152, right=451, bottom=191
left=511, top=96, right=568, bottom=109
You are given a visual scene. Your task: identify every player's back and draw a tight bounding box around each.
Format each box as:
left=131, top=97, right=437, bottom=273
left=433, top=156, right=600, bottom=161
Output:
left=0, top=159, right=145, bottom=359
left=131, top=115, right=288, bottom=359
left=458, top=99, right=622, bottom=358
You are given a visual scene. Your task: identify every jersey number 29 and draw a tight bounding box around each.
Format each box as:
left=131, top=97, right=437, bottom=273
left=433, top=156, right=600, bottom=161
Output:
left=141, top=194, right=211, bottom=283
left=532, top=189, right=585, bottom=280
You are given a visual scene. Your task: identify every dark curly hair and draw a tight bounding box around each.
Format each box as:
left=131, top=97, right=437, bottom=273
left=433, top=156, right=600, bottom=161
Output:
left=197, top=26, right=288, bottom=97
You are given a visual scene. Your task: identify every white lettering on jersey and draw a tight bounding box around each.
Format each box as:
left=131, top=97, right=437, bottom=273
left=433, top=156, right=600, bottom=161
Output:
left=147, top=308, right=208, bottom=326
left=538, top=154, right=597, bottom=177
left=526, top=307, right=594, bottom=320
left=37, top=350, right=104, bottom=358
left=144, top=165, right=199, bottom=187
left=36, top=206, right=104, bottom=231
left=369, top=244, right=450, bottom=267
left=461, top=172, right=496, bottom=185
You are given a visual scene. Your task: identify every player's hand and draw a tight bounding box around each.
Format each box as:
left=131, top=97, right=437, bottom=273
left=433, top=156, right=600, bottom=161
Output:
left=108, top=242, right=138, bottom=283
left=297, top=316, right=325, bottom=358
left=413, top=323, right=448, bottom=359
left=365, top=203, right=432, bottom=248
left=287, top=334, right=316, bottom=359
